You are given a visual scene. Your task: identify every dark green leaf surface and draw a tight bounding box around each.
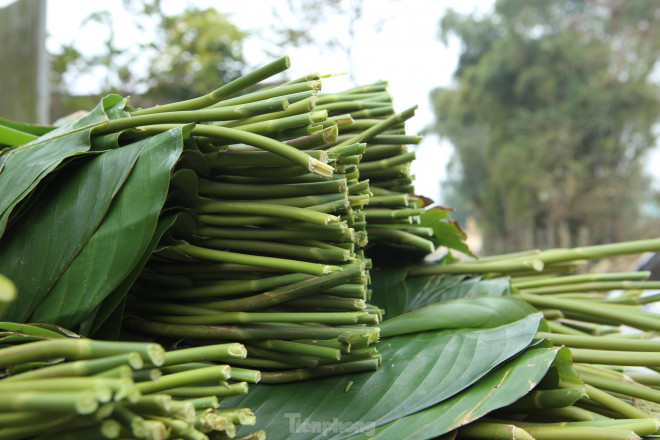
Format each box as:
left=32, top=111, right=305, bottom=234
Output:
left=346, top=346, right=560, bottom=440
left=368, top=265, right=408, bottom=319
left=224, top=312, right=542, bottom=440
left=29, top=128, right=184, bottom=328
left=83, top=213, right=185, bottom=338
left=0, top=95, right=127, bottom=236
left=0, top=136, right=143, bottom=323
left=380, top=296, right=538, bottom=338
left=406, top=275, right=511, bottom=312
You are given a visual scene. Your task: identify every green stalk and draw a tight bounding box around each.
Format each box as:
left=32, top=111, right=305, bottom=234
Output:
left=545, top=320, right=592, bottom=336
left=349, top=105, right=395, bottom=119
left=136, top=365, right=231, bottom=394
left=40, top=419, right=122, bottom=440
left=283, top=295, right=366, bottom=311
left=132, top=56, right=290, bottom=115
left=507, top=388, right=588, bottom=410
left=159, top=343, right=247, bottom=366
left=121, top=394, right=172, bottom=417
left=194, top=225, right=353, bottom=243
left=536, top=238, right=660, bottom=264
left=367, top=195, right=409, bottom=206
left=147, top=273, right=313, bottom=300
left=226, top=110, right=328, bottom=136
left=189, top=396, right=219, bottom=410
left=3, top=352, right=143, bottom=382
left=0, top=390, right=99, bottom=415
left=285, top=125, right=338, bottom=149
left=0, top=339, right=165, bottom=369
left=175, top=244, right=340, bottom=276
left=570, top=347, right=660, bottom=366
left=125, top=317, right=378, bottom=341
left=626, top=371, right=660, bottom=387
left=317, top=91, right=390, bottom=104
left=536, top=332, right=660, bottom=351
left=251, top=339, right=341, bottom=361
left=575, top=382, right=651, bottom=419
left=577, top=371, right=660, bottom=404
left=193, top=199, right=339, bottom=226
left=517, top=293, right=660, bottom=332
left=197, top=178, right=346, bottom=201
left=215, top=193, right=347, bottom=209
left=535, top=405, right=611, bottom=421
left=166, top=382, right=248, bottom=398
left=408, top=258, right=545, bottom=276
left=221, top=96, right=318, bottom=128
left=211, top=80, right=320, bottom=108
left=315, top=100, right=389, bottom=113
left=357, top=152, right=416, bottom=172
left=334, top=106, right=417, bottom=148
left=214, top=408, right=257, bottom=426
left=512, top=272, right=651, bottom=290
left=503, top=423, right=642, bottom=440
left=143, top=311, right=370, bottom=326
left=259, top=359, right=379, bottom=383
left=457, top=421, right=534, bottom=440
left=191, top=124, right=333, bottom=177
left=204, top=148, right=328, bottom=168
left=193, top=263, right=364, bottom=311
left=194, top=238, right=351, bottom=262
left=367, top=226, right=435, bottom=253
left=605, top=292, right=660, bottom=305
left=94, top=99, right=289, bottom=136
left=519, top=281, right=660, bottom=295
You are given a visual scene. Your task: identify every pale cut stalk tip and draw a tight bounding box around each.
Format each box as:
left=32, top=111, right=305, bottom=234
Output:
left=308, top=157, right=334, bottom=178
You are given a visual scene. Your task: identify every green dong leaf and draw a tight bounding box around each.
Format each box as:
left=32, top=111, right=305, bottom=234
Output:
left=223, top=312, right=542, bottom=440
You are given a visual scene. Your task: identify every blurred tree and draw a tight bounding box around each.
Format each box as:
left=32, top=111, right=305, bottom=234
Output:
left=431, top=0, right=660, bottom=253
left=49, top=1, right=246, bottom=120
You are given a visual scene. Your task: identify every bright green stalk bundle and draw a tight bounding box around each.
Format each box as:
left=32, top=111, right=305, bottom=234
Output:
left=0, top=336, right=258, bottom=439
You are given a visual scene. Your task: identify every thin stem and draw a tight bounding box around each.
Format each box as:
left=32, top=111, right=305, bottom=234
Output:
left=175, top=244, right=340, bottom=276
left=258, top=359, right=379, bottom=383
left=132, top=56, right=290, bottom=115
left=136, top=365, right=230, bottom=394
left=0, top=339, right=165, bottom=369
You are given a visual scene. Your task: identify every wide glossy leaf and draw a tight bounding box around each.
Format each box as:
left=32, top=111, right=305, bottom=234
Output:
left=0, top=138, right=144, bottom=323
left=223, top=312, right=542, bottom=440
left=29, top=127, right=184, bottom=328
left=0, top=94, right=127, bottom=236
left=345, top=346, right=560, bottom=440
left=379, top=296, right=538, bottom=338
left=82, top=212, right=185, bottom=338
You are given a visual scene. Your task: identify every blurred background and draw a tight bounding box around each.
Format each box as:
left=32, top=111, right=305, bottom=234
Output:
left=1, top=0, right=659, bottom=256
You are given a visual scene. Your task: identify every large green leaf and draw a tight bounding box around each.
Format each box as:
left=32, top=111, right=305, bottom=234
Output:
left=0, top=95, right=127, bottom=236
left=29, top=128, right=184, bottom=328
left=379, top=296, right=538, bottom=338
left=419, top=206, right=474, bottom=257
left=82, top=212, right=187, bottom=338
left=346, top=346, right=560, bottom=440
left=0, top=138, right=144, bottom=323
left=405, top=275, right=511, bottom=312
left=223, top=312, right=542, bottom=440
